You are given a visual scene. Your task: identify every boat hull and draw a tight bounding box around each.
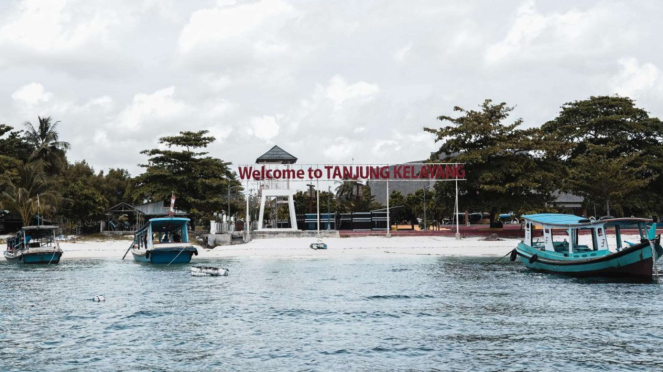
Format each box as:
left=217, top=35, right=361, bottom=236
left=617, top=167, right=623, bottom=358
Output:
left=516, top=238, right=663, bottom=279
left=4, top=251, right=62, bottom=264
left=131, top=246, right=197, bottom=264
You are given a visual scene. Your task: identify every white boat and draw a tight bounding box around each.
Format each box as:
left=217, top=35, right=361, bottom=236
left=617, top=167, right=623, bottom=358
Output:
left=310, top=240, right=327, bottom=250
left=190, top=266, right=229, bottom=277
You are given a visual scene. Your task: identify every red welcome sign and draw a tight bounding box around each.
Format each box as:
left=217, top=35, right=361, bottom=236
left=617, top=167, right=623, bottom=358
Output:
left=237, top=163, right=465, bottom=181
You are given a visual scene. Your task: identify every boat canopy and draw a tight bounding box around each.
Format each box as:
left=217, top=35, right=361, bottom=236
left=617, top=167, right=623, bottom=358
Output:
left=523, top=214, right=652, bottom=228
left=137, top=217, right=190, bottom=233
left=22, top=225, right=59, bottom=231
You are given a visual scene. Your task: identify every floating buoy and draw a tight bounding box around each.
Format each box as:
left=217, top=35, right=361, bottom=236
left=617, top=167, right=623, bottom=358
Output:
left=93, top=295, right=106, bottom=302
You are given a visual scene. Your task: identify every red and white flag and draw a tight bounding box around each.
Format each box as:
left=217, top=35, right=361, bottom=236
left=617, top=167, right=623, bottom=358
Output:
left=169, top=192, right=176, bottom=217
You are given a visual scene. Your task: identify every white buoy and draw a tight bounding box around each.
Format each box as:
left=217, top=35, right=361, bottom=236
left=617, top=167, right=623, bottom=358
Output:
left=93, top=295, right=106, bottom=302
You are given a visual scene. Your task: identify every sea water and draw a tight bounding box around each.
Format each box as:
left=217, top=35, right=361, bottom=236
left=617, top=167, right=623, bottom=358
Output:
left=1, top=256, right=662, bottom=371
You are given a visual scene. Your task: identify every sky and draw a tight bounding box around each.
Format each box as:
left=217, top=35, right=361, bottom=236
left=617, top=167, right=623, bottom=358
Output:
left=0, top=0, right=661, bottom=177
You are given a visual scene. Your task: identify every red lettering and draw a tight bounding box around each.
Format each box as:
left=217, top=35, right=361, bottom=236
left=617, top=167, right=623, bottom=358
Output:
left=380, top=166, right=390, bottom=179
left=359, top=166, right=369, bottom=179
left=297, top=169, right=305, bottom=179
left=333, top=166, right=342, bottom=179
left=435, top=165, right=445, bottom=179
left=252, top=169, right=261, bottom=180
left=266, top=169, right=273, bottom=179
left=403, top=166, right=410, bottom=179
left=419, top=166, right=429, bottom=179
left=238, top=166, right=252, bottom=180
left=457, top=164, right=466, bottom=179
left=445, top=165, right=457, bottom=179
left=325, top=166, right=333, bottom=178
left=370, top=166, right=381, bottom=179
left=394, top=165, right=403, bottom=179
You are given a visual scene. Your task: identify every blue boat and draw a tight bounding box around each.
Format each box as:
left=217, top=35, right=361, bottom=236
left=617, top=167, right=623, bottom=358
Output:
left=3, top=225, right=63, bottom=264
left=129, top=218, right=198, bottom=264
left=513, top=214, right=663, bottom=279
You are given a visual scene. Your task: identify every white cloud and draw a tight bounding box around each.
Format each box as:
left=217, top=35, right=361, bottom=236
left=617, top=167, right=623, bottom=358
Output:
left=250, top=115, right=280, bottom=141
left=178, top=0, right=297, bottom=54
left=394, top=43, right=412, bottom=63
left=325, top=76, right=380, bottom=109
left=612, top=58, right=662, bottom=98
left=11, top=83, right=52, bottom=105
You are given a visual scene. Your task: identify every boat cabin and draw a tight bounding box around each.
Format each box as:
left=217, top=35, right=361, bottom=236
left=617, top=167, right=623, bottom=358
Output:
left=6, top=226, right=59, bottom=252
left=523, top=214, right=654, bottom=256
left=133, top=218, right=190, bottom=250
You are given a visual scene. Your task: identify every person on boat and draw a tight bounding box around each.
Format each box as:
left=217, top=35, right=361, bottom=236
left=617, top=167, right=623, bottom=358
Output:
left=173, top=233, right=181, bottom=243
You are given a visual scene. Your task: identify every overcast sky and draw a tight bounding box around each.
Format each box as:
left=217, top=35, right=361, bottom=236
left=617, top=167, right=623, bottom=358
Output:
left=0, top=0, right=661, bottom=177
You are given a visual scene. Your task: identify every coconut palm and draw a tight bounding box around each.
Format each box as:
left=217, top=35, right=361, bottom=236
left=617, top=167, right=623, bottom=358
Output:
left=0, top=162, right=57, bottom=226
left=24, top=116, right=70, bottom=175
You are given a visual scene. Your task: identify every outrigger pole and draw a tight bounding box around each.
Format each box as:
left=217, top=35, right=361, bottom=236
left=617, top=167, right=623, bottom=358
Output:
left=455, top=172, right=460, bottom=240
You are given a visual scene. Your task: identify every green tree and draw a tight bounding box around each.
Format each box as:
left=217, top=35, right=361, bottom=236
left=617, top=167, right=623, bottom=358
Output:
left=425, top=99, right=563, bottom=226
left=542, top=96, right=663, bottom=216
left=98, top=168, right=133, bottom=207
left=59, top=161, right=108, bottom=226
left=0, top=162, right=57, bottom=226
left=23, top=116, right=70, bottom=175
left=133, top=130, right=240, bottom=227
left=0, top=124, right=31, bottom=174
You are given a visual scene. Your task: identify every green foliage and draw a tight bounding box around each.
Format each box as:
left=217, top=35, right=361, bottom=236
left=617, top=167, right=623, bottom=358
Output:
left=0, top=124, right=31, bottom=178
left=59, top=161, right=108, bottom=226
left=542, top=96, right=663, bottom=216
left=133, top=130, right=240, bottom=226
left=0, top=162, right=58, bottom=226
left=293, top=190, right=337, bottom=215
left=23, top=117, right=70, bottom=176
left=425, top=99, right=562, bottom=222
left=98, top=168, right=134, bottom=207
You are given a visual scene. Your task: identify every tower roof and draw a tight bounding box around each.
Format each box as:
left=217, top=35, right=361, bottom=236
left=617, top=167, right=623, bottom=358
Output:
left=256, top=145, right=297, bottom=164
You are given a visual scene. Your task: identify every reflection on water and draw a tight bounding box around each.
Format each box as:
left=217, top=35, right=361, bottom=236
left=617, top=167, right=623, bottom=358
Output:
left=1, top=256, right=662, bottom=371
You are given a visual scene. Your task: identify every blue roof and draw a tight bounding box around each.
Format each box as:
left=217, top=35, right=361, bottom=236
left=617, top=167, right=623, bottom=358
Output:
left=522, top=214, right=589, bottom=225
left=137, top=217, right=189, bottom=233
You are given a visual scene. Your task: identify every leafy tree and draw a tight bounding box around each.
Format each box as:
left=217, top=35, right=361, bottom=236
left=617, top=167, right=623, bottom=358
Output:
left=59, top=161, right=108, bottom=226
left=293, top=190, right=337, bottom=215
left=0, top=124, right=31, bottom=171
left=0, top=162, right=57, bottom=226
left=425, top=99, right=563, bottom=226
left=98, top=168, right=133, bottom=207
left=567, top=145, right=651, bottom=216
left=541, top=96, right=663, bottom=216
left=133, top=130, right=240, bottom=227
left=23, top=116, right=70, bottom=175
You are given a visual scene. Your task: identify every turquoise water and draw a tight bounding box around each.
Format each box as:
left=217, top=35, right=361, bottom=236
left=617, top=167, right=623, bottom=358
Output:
left=1, top=256, right=663, bottom=371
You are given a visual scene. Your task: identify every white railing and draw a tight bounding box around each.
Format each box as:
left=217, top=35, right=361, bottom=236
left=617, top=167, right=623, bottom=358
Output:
left=210, top=221, right=235, bottom=234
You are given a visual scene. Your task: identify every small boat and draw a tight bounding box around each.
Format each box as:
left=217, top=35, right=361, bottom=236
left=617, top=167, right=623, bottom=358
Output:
left=514, top=214, right=663, bottom=279
left=310, top=240, right=327, bottom=250
left=191, top=266, right=228, bottom=277
left=129, top=217, right=198, bottom=264
left=4, top=225, right=63, bottom=264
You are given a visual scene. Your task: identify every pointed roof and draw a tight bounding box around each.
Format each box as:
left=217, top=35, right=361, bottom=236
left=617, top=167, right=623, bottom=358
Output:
left=256, top=145, right=297, bottom=164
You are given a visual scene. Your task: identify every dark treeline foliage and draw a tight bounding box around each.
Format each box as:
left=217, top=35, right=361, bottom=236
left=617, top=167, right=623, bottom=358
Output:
left=133, top=130, right=241, bottom=228
left=3, top=94, right=662, bottom=232
left=426, top=96, right=663, bottom=221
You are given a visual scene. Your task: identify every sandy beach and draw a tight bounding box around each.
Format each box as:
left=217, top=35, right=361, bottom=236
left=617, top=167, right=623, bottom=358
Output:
left=56, top=236, right=526, bottom=260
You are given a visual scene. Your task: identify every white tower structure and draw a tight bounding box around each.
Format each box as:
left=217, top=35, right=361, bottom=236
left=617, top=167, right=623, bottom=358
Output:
left=255, top=146, right=298, bottom=231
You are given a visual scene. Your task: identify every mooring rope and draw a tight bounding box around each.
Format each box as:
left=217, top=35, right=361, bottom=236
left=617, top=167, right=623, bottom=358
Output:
left=488, top=249, right=515, bottom=264
left=166, top=248, right=186, bottom=267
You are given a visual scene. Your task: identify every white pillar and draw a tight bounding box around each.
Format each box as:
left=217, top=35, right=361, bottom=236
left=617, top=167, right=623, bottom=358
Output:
left=246, top=180, right=251, bottom=242
left=288, top=194, right=298, bottom=230
left=258, top=193, right=266, bottom=230
left=455, top=171, right=460, bottom=240
left=316, top=179, right=320, bottom=236
left=386, top=179, right=391, bottom=238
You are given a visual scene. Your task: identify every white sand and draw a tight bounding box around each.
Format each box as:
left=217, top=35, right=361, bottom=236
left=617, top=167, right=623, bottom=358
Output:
left=57, top=236, right=521, bottom=260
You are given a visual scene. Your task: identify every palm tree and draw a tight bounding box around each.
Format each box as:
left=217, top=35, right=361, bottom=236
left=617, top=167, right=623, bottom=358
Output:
left=0, top=162, right=57, bottom=226
left=24, top=116, right=70, bottom=175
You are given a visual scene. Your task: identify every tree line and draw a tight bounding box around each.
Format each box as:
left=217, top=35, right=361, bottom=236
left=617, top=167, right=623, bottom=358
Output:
left=0, top=119, right=240, bottom=230
left=2, top=95, right=660, bottom=232
left=425, top=96, right=663, bottom=226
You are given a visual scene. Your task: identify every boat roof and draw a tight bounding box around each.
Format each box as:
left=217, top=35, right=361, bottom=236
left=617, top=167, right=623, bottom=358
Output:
left=137, top=217, right=190, bottom=233
left=523, top=214, right=652, bottom=227
left=22, top=225, right=58, bottom=231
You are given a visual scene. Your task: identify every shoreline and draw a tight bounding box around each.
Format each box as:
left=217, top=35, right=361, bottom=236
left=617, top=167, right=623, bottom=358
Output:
left=55, top=236, right=522, bottom=260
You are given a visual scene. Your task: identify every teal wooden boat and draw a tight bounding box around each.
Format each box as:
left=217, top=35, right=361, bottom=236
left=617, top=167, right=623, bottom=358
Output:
left=513, top=214, right=663, bottom=279
left=127, top=217, right=198, bottom=264
left=3, top=225, right=63, bottom=264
